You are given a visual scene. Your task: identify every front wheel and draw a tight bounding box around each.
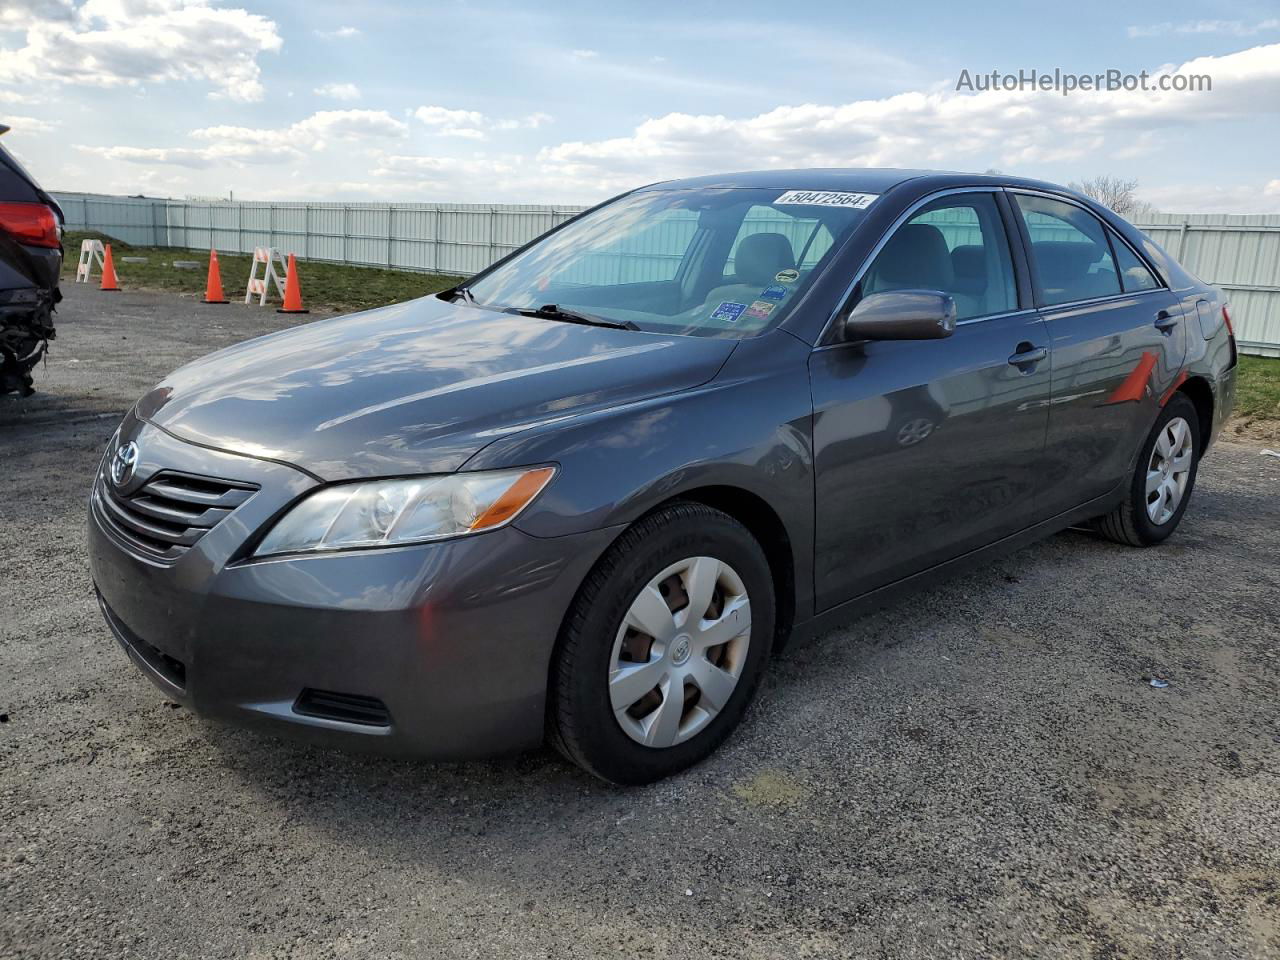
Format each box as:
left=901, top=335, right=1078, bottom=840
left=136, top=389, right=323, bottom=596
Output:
left=1094, top=392, right=1201, bottom=546
left=549, top=502, right=775, bottom=785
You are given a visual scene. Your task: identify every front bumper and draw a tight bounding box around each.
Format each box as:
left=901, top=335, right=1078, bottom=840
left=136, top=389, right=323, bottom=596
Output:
left=88, top=413, right=618, bottom=758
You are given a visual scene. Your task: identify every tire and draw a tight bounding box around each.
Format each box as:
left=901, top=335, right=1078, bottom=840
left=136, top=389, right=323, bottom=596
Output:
left=1094, top=393, right=1201, bottom=547
left=549, top=502, right=775, bottom=785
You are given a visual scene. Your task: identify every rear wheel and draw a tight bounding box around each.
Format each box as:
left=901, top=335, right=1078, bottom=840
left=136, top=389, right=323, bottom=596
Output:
left=549, top=502, right=774, bottom=784
left=1094, top=393, right=1201, bottom=546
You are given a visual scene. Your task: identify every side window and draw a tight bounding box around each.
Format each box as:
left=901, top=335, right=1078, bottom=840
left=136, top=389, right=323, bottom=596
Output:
left=862, top=193, right=1016, bottom=321
left=1109, top=229, right=1161, bottom=292
left=1014, top=195, right=1121, bottom=305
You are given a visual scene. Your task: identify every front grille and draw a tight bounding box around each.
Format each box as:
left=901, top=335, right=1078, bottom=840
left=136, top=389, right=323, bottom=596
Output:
left=94, top=468, right=258, bottom=563
left=293, top=689, right=393, bottom=727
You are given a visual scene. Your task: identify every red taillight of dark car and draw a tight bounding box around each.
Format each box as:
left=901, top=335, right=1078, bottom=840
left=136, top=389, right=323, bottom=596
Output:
left=0, top=201, right=60, bottom=248
left=1222, top=304, right=1235, bottom=338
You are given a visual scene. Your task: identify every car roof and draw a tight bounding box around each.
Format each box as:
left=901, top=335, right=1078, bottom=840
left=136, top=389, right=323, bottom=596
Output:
left=641, top=167, right=1077, bottom=198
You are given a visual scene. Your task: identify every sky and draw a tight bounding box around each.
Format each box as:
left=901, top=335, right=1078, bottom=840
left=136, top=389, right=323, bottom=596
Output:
left=1, top=0, right=1279, bottom=212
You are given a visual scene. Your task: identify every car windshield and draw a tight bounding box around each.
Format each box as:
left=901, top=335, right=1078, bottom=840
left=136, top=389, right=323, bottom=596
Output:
left=463, top=186, right=875, bottom=337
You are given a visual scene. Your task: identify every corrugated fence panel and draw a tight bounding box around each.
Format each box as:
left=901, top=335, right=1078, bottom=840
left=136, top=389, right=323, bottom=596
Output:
left=45, top=193, right=1280, bottom=353
left=1135, top=213, right=1280, bottom=356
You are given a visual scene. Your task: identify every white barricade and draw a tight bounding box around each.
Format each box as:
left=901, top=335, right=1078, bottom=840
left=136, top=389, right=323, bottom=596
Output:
left=245, top=246, right=289, bottom=305
left=75, top=238, right=105, bottom=283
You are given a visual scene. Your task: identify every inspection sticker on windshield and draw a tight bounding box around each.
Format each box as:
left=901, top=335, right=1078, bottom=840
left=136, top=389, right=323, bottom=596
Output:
left=775, top=190, right=878, bottom=209
left=710, top=301, right=748, bottom=323
left=744, top=301, right=775, bottom=320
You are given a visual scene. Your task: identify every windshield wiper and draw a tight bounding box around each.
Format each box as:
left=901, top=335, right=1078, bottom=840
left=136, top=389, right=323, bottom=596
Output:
left=509, top=303, right=639, bottom=331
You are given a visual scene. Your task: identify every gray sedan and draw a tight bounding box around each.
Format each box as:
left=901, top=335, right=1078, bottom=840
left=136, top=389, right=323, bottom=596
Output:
left=88, top=169, right=1239, bottom=783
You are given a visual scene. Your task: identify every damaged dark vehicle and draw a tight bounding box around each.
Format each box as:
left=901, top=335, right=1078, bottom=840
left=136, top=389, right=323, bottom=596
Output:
left=0, top=123, right=62, bottom=397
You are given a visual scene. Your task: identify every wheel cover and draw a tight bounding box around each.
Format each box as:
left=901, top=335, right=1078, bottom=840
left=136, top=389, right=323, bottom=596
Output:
left=608, top=556, right=751, bottom=748
left=1146, top=416, right=1194, bottom=525
left=896, top=417, right=934, bottom=446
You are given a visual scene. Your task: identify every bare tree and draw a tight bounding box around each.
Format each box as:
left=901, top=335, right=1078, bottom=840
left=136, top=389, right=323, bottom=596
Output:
left=1069, top=175, right=1158, bottom=220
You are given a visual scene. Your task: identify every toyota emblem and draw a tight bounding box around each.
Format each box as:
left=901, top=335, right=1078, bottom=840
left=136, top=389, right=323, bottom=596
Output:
left=110, top=441, right=139, bottom=487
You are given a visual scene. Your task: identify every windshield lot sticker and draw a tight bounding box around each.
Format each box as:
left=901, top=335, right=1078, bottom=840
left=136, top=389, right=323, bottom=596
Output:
left=775, top=190, right=878, bottom=209
left=711, top=301, right=748, bottom=323
left=744, top=301, right=775, bottom=320
left=760, top=285, right=788, bottom=301
left=775, top=269, right=799, bottom=283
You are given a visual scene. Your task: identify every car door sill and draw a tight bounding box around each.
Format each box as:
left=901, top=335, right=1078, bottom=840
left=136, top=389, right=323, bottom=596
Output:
left=789, top=484, right=1126, bottom=649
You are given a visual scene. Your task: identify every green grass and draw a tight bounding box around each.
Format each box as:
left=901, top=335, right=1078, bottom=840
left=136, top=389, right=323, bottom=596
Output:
left=1235, top=355, right=1280, bottom=422
left=61, top=231, right=463, bottom=313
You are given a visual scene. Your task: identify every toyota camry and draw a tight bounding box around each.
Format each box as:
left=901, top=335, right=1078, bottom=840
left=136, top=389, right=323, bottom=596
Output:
left=88, top=169, right=1238, bottom=784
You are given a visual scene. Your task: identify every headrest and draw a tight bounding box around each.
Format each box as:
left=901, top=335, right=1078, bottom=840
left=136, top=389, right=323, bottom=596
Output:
left=873, top=224, right=953, bottom=290
left=735, top=232, right=796, bottom=287
left=1032, top=241, right=1104, bottom=289
left=950, top=244, right=986, bottom=280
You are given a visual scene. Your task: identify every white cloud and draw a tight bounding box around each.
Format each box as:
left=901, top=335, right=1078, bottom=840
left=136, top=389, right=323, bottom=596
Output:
left=1128, top=18, right=1280, bottom=38
left=39, top=41, right=1280, bottom=213
left=532, top=43, right=1280, bottom=196
left=0, top=115, right=60, bottom=134
left=314, top=82, right=361, bottom=102
left=315, top=25, right=360, bottom=40
left=495, top=112, right=553, bottom=130
left=1139, top=180, right=1280, bottom=214
left=76, top=142, right=298, bottom=168
left=0, top=0, right=282, bottom=102
left=414, top=105, right=554, bottom=139
left=570, top=49, right=599, bottom=60
left=76, top=109, right=409, bottom=169
left=414, top=105, right=488, bottom=139
left=191, top=109, right=409, bottom=148
left=0, top=0, right=75, bottom=23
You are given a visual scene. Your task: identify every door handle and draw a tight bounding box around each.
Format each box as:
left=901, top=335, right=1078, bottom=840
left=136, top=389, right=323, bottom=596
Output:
left=1154, top=311, right=1179, bottom=332
left=1008, top=345, right=1048, bottom=367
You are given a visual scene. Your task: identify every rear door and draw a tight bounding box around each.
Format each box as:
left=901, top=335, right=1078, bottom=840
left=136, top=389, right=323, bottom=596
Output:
left=1009, top=192, right=1186, bottom=518
left=809, top=190, right=1052, bottom=610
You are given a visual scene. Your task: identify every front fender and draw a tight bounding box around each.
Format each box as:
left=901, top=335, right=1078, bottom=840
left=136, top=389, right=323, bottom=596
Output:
left=463, top=329, right=816, bottom=612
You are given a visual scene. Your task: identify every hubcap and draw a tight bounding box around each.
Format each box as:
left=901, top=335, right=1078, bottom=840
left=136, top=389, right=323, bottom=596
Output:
left=608, top=556, right=751, bottom=748
left=1146, top=416, right=1193, bottom=525
left=896, top=417, right=934, bottom=446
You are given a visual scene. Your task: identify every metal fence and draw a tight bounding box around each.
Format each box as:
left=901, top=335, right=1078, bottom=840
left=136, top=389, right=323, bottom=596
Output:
left=1131, top=212, right=1280, bottom=357
left=51, top=192, right=1280, bottom=355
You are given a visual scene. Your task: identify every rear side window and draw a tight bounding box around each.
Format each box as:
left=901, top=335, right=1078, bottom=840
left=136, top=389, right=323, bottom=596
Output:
left=1109, top=230, right=1161, bottom=292
left=862, top=192, right=1017, bottom=321
left=1014, top=194, right=1121, bottom=306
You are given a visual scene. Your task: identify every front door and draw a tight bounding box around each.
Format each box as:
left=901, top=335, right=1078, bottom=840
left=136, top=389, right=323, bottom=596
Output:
left=810, top=191, right=1052, bottom=611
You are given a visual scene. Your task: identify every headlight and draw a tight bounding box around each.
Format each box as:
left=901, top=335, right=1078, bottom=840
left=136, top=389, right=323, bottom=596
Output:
left=253, top=466, right=556, bottom=557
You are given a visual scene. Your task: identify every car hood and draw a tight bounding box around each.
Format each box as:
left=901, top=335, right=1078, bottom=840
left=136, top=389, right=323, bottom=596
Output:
left=136, top=296, right=736, bottom=480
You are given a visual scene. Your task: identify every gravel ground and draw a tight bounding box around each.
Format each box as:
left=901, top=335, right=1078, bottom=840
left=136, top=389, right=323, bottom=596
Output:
left=3, top=285, right=1279, bottom=960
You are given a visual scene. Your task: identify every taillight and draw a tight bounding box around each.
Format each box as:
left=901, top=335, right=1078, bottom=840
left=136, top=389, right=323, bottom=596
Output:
left=1221, top=304, right=1235, bottom=338
left=0, top=202, right=60, bottom=248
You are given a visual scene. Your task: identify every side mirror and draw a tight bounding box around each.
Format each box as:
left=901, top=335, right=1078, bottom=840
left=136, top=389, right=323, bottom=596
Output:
left=842, top=290, right=957, bottom=341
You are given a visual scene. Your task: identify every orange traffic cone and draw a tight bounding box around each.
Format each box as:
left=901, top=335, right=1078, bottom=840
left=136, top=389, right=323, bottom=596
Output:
left=100, top=243, right=121, bottom=292
left=277, top=253, right=309, bottom=314
left=202, top=249, right=229, bottom=304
